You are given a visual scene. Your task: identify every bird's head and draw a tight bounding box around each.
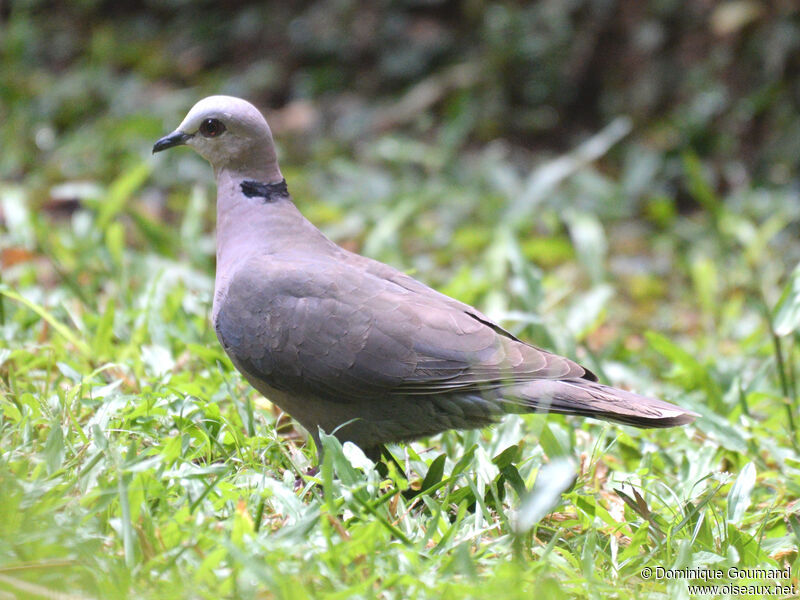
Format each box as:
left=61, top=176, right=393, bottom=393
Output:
left=153, top=95, right=282, bottom=181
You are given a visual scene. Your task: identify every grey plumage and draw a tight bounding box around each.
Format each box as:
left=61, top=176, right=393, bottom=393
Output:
left=154, top=96, right=698, bottom=460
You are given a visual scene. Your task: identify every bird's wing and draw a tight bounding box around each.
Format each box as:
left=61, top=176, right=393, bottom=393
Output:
left=215, top=252, right=593, bottom=403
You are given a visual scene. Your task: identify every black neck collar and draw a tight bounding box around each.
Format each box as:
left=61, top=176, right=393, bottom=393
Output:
left=240, top=179, right=290, bottom=203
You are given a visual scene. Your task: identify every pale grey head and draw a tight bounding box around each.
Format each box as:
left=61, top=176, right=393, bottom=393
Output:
left=153, top=95, right=283, bottom=182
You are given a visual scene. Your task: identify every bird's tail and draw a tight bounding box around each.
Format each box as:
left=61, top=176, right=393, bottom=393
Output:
left=508, top=378, right=698, bottom=428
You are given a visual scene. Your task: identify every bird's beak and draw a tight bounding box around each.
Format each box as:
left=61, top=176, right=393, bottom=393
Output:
left=152, top=131, right=194, bottom=154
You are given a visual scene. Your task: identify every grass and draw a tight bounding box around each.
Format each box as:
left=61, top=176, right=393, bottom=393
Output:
left=1, top=122, right=800, bottom=599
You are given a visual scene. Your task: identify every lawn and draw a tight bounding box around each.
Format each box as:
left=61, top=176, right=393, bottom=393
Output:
left=2, top=5, right=800, bottom=599
left=2, top=120, right=799, bottom=598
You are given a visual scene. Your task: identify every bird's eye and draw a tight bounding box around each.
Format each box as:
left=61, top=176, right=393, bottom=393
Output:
left=199, top=118, right=226, bottom=138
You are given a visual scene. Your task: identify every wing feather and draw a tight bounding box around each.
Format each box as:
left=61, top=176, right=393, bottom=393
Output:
left=215, top=252, right=594, bottom=404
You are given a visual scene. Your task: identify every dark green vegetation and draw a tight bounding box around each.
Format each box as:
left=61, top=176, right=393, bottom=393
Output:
left=1, top=2, right=799, bottom=599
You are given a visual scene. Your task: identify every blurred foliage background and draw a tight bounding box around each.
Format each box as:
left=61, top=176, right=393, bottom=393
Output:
left=5, top=0, right=800, bottom=186
left=4, top=0, right=800, bottom=340
left=3, top=1, right=800, bottom=599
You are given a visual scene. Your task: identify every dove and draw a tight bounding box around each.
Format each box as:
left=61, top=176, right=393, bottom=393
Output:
left=153, top=95, right=697, bottom=461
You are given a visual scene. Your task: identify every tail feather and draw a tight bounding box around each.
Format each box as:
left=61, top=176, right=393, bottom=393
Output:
left=507, top=378, right=698, bottom=428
